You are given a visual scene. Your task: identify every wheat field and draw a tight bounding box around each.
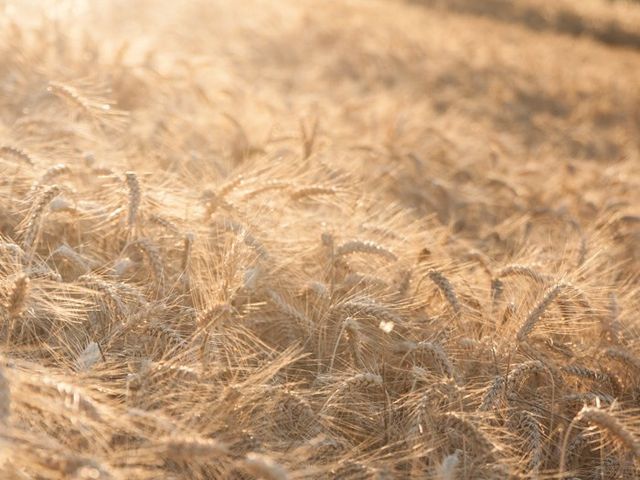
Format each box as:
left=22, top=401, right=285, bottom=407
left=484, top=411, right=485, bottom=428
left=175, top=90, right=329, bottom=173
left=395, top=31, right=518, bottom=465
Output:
left=0, top=0, right=639, bottom=478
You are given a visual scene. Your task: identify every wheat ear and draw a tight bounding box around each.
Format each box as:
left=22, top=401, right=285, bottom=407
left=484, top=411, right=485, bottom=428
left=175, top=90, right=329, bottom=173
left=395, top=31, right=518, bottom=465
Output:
left=512, top=411, right=543, bottom=473
left=334, top=299, right=401, bottom=325
left=441, top=412, right=495, bottom=457
left=48, top=81, right=96, bottom=114
left=5, top=273, right=30, bottom=318
left=425, top=269, right=461, bottom=314
left=603, top=347, right=640, bottom=374
left=47, top=81, right=127, bottom=127
left=130, top=239, right=164, bottom=287
left=344, top=317, right=363, bottom=369
left=328, top=317, right=362, bottom=373
left=148, top=213, right=179, bottom=234
left=561, top=365, right=620, bottom=393
left=242, top=453, right=289, bottom=480
left=124, top=172, right=141, bottom=231
left=36, top=375, right=102, bottom=421
left=0, top=367, right=10, bottom=424
left=395, top=340, right=455, bottom=379
left=321, top=372, right=383, bottom=410
left=491, top=278, right=504, bottom=306
left=160, top=435, right=228, bottom=460
left=300, top=117, right=318, bottom=159
left=435, top=451, right=460, bottom=480
left=242, top=180, right=292, bottom=200
left=76, top=342, right=104, bottom=372
left=341, top=372, right=383, bottom=392
left=335, top=240, right=398, bottom=262
left=516, top=282, right=570, bottom=342
left=496, top=264, right=547, bottom=283
left=266, top=288, right=309, bottom=327
left=78, top=274, right=127, bottom=320
left=479, top=360, right=545, bottom=411
left=38, top=163, right=71, bottom=186
left=0, top=144, right=35, bottom=165
left=23, top=185, right=61, bottom=257
left=3, top=273, right=30, bottom=348
left=181, top=233, right=195, bottom=292
left=217, top=174, right=245, bottom=199
left=215, top=218, right=269, bottom=259
left=52, top=244, right=90, bottom=275
left=290, top=185, right=337, bottom=200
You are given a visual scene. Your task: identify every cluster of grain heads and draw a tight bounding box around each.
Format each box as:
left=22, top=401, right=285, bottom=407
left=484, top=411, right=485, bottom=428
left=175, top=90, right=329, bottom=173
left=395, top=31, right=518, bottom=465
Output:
left=0, top=3, right=638, bottom=479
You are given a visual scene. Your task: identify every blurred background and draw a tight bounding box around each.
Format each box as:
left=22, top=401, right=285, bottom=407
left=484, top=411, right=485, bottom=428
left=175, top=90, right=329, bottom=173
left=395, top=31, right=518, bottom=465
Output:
left=2, top=0, right=639, bottom=237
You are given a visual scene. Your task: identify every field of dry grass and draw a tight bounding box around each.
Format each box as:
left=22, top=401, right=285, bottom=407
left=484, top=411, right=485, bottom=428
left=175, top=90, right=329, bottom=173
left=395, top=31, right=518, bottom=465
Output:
left=1, top=0, right=639, bottom=478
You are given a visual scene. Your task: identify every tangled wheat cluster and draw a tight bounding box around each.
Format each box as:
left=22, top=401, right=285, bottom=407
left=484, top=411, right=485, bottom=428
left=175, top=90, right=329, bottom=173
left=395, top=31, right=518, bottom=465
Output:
left=0, top=0, right=639, bottom=479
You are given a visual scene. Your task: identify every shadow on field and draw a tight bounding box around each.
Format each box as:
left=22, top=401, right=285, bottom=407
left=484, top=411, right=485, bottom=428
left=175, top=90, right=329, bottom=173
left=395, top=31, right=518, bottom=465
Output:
left=407, top=0, right=640, bottom=50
